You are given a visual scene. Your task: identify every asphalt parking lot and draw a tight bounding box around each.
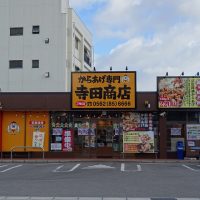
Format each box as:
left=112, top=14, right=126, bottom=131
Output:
left=0, top=162, right=200, bottom=198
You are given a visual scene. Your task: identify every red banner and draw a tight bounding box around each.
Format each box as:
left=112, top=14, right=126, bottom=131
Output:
left=62, top=129, right=74, bottom=152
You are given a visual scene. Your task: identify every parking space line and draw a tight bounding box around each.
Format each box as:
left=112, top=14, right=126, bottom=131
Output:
left=121, top=163, right=142, bottom=172
left=68, top=163, right=80, bottom=172
left=121, top=163, right=125, bottom=171
left=52, top=164, right=80, bottom=173
left=0, top=165, right=22, bottom=173
left=0, top=165, right=8, bottom=168
left=182, top=164, right=198, bottom=172
left=137, top=164, right=142, bottom=171
left=52, top=165, right=64, bottom=172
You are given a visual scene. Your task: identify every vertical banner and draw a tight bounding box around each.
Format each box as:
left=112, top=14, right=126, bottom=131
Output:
left=32, top=132, right=45, bottom=148
left=62, top=130, right=74, bottom=152
left=26, top=112, right=49, bottom=151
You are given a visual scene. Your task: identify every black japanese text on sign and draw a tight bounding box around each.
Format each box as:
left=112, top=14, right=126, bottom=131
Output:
left=72, top=72, right=136, bottom=109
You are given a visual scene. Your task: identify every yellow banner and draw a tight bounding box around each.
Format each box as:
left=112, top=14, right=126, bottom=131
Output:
left=72, top=72, right=136, bottom=109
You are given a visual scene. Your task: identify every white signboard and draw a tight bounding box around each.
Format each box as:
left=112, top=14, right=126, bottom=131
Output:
left=187, top=141, right=195, bottom=147
left=170, top=128, right=181, bottom=136
left=186, top=124, right=200, bottom=140
left=51, top=143, right=62, bottom=150
left=32, top=132, right=45, bottom=148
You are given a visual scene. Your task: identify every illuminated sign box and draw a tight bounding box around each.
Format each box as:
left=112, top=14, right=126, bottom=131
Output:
left=157, top=76, right=200, bottom=108
left=71, top=72, right=136, bottom=109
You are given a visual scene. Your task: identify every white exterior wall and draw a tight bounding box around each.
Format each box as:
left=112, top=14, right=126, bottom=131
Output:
left=0, top=0, right=93, bottom=92
left=66, top=8, right=93, bottom=91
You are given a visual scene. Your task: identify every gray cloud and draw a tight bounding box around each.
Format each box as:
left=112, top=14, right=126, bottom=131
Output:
left=71, top=0, right=200, bottom=91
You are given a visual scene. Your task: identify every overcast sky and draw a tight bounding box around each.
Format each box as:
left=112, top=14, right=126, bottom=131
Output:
left=69, top=0, right=200, bottom=91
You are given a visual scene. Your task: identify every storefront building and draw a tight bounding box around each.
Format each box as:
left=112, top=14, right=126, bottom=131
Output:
left=0, top=90, right=160, bottom=159
left=158, top=76, right=200, bottom=159
left=0, top=74, right=200, bottom=159
left=49, top=110, right=159, bottom=158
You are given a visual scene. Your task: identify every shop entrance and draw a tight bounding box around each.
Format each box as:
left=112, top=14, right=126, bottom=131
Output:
left=96, top=120, right=114, bottom=157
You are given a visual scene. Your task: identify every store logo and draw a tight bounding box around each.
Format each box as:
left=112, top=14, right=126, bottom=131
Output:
left=7, top=121, right=20, bottom=134
left=121, top=75, right=130, bottom=83
left=76, top=101, right=86, bottom=106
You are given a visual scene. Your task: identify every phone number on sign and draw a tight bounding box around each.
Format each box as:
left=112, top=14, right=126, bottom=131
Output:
left=87, top=101, right=131, bottom=107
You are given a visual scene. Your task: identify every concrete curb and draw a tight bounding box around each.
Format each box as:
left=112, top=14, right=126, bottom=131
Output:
left=0, top=158, right=199, bottom=163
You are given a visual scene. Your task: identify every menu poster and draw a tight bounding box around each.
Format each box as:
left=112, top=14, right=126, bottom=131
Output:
left=62, top=130, right=74, bottom=152
left=158, top=77, right=200, bottom=108
left=32, top=132, right=45, bottom=148
left=85, top=135, right=95, bottom=148
left=186, top=124, right=200, bottom=140
left=123, top=131, right=154, bottom=153
left=122, top=112, right=153, bottom=131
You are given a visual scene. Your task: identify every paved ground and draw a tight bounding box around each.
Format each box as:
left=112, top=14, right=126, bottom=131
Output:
left=0, top=198, right=199, bottom=200
left=0, top=161, right=199, bottom=198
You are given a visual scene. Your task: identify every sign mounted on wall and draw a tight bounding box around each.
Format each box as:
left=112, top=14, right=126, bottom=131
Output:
left=123, top=131, right=154, bottom=153
left=186, top=124, right=200, bottom=140
left=158, top=77, right=200, bottom=108
left=71, top=72, right=136, bottom=109
left=7, top=121, right=20, bottom=134
left=32, top=132, right=45, bottom=148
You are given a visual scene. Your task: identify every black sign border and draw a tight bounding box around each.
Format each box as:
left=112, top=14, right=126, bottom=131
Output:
left=71, top=71, right=137, bottom=110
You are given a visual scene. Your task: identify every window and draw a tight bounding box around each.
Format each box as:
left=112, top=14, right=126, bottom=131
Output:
left=32, top=25, right=40, bottom=34
left=75, top=37, right=79, bottom=50
left=84, top=47, right=91, bottom=66
left=188, top=112, right=200, bottom=123
left=9, top=60, right=23, bottom=69
left=10, top=27, right=23, bottom=36
left=32, top=60, right=39, bottom=68
left=75, top=66, right=80, bottom=71
left=167, top=111, right=186, bottom=121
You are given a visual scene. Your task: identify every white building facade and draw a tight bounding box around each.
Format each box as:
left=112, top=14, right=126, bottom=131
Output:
left=0, top=0, right=93, bottom=92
